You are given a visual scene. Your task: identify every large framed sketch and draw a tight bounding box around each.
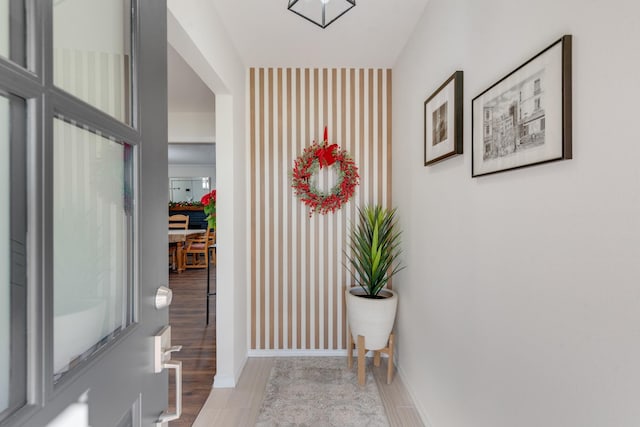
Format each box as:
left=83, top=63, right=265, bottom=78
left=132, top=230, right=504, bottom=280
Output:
left=424, top=71, right=463, bottom=166
left=472, top=35, right=572, bottom=177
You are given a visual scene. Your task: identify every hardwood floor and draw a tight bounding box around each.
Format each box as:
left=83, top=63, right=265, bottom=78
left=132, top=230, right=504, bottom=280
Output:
left=192, top=357, right=424, bottom=427
left=372, top=359, right=425, bottom=426
left=193, top=359, right=273, bottom=426
left=168, top=266, right=216, bottom=427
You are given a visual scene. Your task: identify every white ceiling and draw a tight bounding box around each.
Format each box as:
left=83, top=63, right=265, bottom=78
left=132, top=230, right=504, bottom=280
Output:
left=166, top=1, right=430, bottom=163
left=211, top=0, right=431, bottom=68
left=168, top=44, right=215, bottom=113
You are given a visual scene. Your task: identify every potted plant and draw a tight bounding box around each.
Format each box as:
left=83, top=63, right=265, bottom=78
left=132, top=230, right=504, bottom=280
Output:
left=345, top=205, right=404, bottom=350
left=200, top=189, right=217, bottom=229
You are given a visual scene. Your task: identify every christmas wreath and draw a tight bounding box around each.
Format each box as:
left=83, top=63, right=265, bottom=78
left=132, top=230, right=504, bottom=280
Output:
left=291, top=127, right=359, bottom=216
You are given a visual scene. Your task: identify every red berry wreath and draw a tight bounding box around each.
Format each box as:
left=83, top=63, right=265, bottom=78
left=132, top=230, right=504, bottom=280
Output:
left=291, top=127, right=359, bottom=216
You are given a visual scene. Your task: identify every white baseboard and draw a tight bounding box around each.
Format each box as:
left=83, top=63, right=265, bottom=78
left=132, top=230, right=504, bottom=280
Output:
left=234, top=354, right=248, bottom=383
left=212, top=373, right=235, bottom=388
left=396, top=364, right=434, bottom=427
left=213, top=355, right=248, bottom=388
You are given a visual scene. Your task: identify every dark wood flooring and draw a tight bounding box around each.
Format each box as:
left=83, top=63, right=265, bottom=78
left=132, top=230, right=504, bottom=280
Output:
left=168, top=266, right=216, bottom=427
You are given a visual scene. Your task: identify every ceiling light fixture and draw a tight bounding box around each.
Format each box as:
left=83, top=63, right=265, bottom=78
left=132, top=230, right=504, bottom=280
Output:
left=287, top=0, right=356, bottom=29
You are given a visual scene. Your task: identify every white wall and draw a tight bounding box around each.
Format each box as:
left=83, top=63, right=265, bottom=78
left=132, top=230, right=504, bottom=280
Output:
left=168, top=164, right=216, bottom=189
left=393, top=1, right=640, bottom=426
left=167, top=0, right=247, bottom=387
left=168, top=112, right=215, bottom=143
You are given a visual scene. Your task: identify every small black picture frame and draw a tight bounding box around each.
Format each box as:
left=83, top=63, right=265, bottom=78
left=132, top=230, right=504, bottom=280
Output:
left=424, top=71, right=463, bottom=166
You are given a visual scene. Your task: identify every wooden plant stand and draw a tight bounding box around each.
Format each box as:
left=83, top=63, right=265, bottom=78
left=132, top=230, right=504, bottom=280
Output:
left=347, top=327, right=395, bottom=386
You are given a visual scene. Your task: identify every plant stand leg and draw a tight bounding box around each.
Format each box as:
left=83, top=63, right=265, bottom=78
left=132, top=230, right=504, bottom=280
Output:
left=373, top=350, right=381, bottom=367
left=386, top=333, right=395, bottom=385
left=357, top=335, right=366, bottom=386
left=347, top=327, right=353, bottom=369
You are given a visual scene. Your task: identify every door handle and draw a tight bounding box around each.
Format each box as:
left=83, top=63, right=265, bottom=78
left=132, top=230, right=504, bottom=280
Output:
left=158, top=360, right=182, bottom=423
left=154, top=326, right=183, bottom=426
left=164, top=345, right=182, bottom=356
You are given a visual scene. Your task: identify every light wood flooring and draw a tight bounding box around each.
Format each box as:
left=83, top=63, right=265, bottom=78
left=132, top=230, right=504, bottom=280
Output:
left=192, top=357, right=424, bottom=427
left=167, top=266, right=423, bottom=426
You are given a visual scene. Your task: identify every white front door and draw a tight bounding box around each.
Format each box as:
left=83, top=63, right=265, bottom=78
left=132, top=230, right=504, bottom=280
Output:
left=0, top=1, right=173, bottom=426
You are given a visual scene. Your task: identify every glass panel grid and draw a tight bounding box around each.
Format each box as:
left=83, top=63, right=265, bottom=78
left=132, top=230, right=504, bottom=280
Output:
left=0, top=93, right=28, bottom=421
left=53, top=117, right=133, bottom=381
left=53, top=0, right=132, bottom=124
left=0, top=0, right=26, bottom=67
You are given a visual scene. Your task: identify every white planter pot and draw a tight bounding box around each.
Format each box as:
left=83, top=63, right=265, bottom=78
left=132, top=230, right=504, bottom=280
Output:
left=346, top=287, right=398, bottom=350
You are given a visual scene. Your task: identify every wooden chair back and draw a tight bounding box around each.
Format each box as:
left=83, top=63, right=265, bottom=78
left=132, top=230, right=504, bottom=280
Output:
left=169, top=214, right=189, bottom=230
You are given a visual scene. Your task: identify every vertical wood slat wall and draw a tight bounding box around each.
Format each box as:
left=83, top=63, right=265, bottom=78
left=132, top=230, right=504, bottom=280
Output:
left=248, top=68, right=392, bottom=351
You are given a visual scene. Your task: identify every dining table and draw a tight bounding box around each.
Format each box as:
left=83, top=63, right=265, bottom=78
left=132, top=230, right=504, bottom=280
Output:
left=169, top=229, right=206, bottom=273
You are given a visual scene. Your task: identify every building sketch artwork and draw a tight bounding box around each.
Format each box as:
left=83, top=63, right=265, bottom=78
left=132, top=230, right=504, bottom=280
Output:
left=432, top=101, right=448, bottom=146
left=482, top=71, right=545, bottom=160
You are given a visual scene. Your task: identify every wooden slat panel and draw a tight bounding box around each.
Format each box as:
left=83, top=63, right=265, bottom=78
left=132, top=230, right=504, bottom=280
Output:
left=277, top=68, right=284, bottom=350
left=304, top=68, right=311, bottom=349
left=248, top=68, right=392, bottom=350
left=259, top=68, right=265, bottom=349
left=286, top=68, right=293, bottom=349
left=249, top=68, right=257, bottom=349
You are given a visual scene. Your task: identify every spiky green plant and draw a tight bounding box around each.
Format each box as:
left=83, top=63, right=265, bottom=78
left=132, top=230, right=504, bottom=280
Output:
left=346, top=205, right=404, bottom=297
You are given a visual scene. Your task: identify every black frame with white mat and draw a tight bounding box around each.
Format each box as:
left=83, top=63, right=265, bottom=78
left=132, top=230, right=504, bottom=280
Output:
left=424, top=70, right=464, bottom=166
left=472, top=35, right=572, bottom=177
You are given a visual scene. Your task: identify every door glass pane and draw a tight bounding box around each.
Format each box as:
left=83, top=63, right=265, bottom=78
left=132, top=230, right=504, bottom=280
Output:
left=0, top=0, right=27, bottom=67
left=53, top=0, right=132, bottom=124
left=53, top=118, right=133, bottom=381
left=0, top=93, right=27, bottom=419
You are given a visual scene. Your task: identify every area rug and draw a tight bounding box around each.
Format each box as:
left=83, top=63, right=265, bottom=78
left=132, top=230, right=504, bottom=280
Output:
left=255, top=357, right=389, bottom=427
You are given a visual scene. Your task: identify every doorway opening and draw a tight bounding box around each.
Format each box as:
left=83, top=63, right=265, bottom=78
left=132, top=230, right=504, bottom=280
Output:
left=167, top=43, right=217, bottom=427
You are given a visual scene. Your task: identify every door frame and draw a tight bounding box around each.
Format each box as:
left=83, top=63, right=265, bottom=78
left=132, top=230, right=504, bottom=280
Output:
left=167, top=4, right=248, bottom=389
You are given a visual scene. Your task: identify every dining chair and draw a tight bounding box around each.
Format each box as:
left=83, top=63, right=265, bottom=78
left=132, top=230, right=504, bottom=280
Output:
left=169, top=214, right=189, bottom=271
left=183, top=226, right=211, bottom=269
left=169, top=214, right=189, bottom=229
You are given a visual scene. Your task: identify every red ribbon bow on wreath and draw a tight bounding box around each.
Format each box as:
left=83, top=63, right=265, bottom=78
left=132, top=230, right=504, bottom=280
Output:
left=315, top=127, right=338, bottom=168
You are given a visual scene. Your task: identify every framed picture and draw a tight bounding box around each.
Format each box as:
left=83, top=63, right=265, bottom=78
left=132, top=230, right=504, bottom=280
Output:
left=472, top=35, right=572, bottom=177
left=424, top=71, right=463, bottom=166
